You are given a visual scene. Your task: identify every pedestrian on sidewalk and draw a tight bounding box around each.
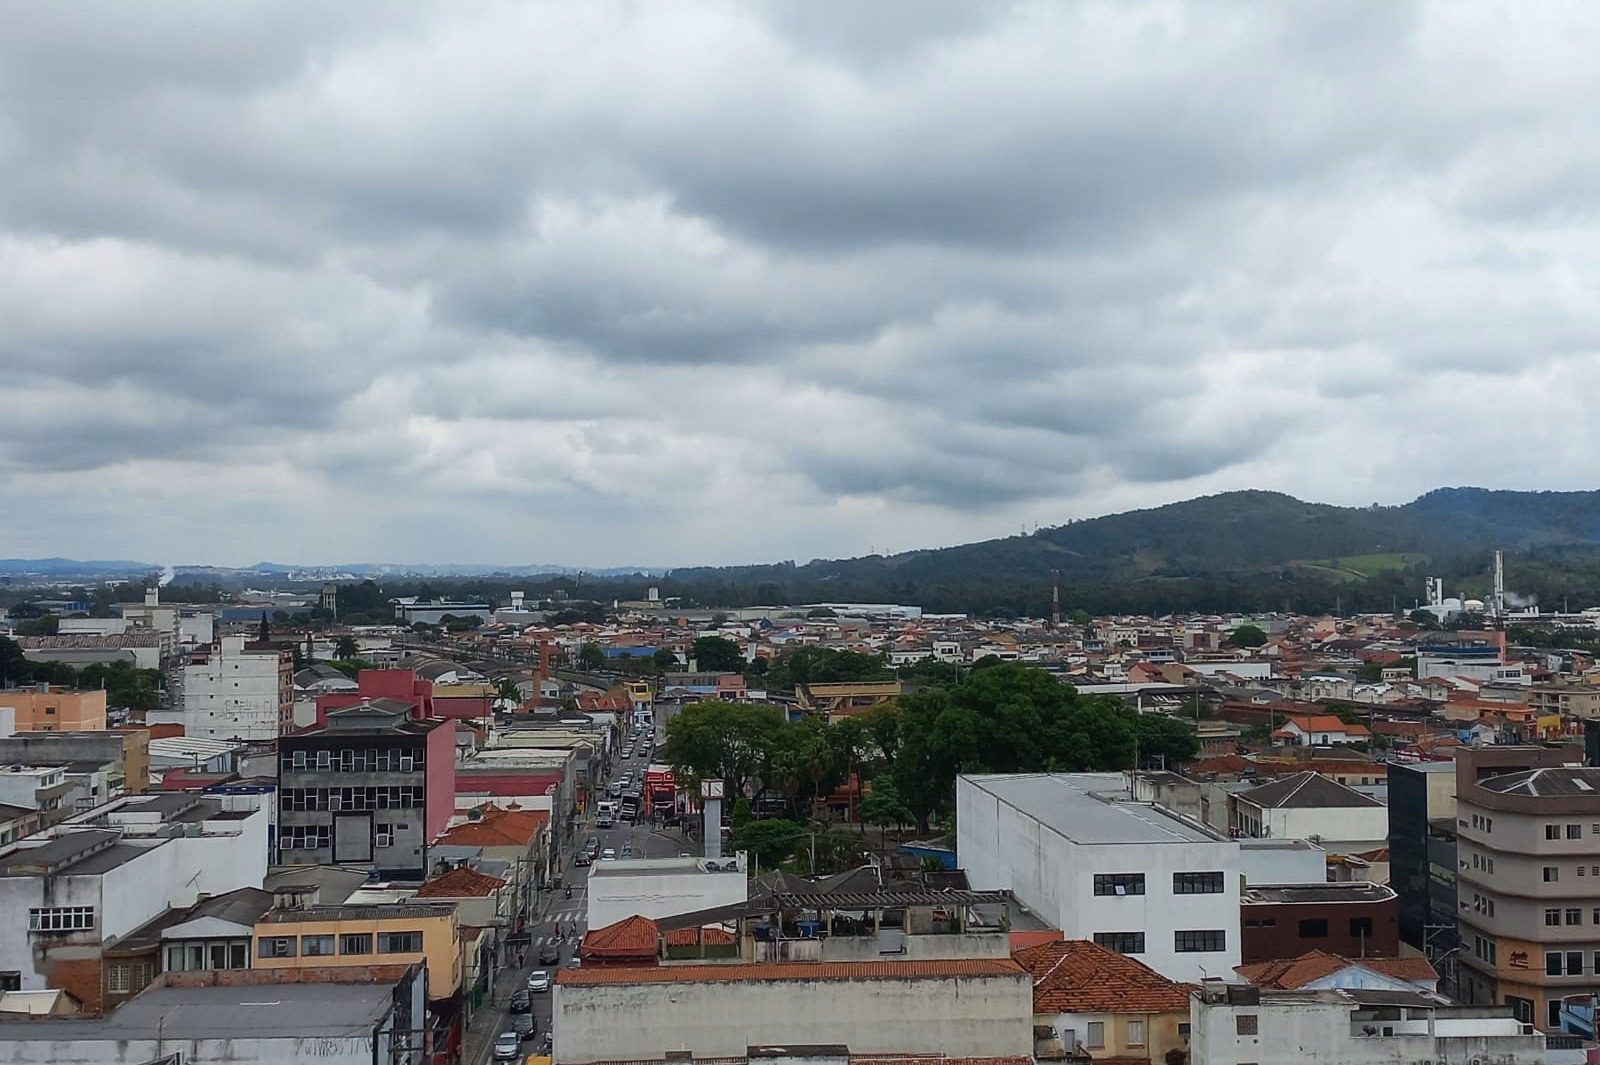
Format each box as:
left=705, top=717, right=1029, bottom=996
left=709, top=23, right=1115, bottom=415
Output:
left=518, top=949, right=526, bottom=968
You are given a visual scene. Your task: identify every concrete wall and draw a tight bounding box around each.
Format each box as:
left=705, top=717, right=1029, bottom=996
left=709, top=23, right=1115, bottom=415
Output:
left=0, top=1033, right=378, bottom=1064
left=1190, top=996, right=1553, bottom=1065
left=553, top=972, right=1033, bottom=1062
left=1250, top=804, right=1389, bottom=850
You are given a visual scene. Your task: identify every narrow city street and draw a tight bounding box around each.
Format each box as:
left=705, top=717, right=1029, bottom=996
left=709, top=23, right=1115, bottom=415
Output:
left=462, top=721, right=680, bottom=1065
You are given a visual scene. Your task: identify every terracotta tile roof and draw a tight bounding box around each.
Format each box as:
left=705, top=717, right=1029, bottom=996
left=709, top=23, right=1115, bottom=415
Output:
left=435, top=805, right=548, bottom=848
left=1012, top=940, right=1189, bottom=1014
left=557, top=958, right=1023, bottom=986
left=415, top=865, right=505, bottom=898
left=663, top=926, right=736, bottom=946
left=582, top=915, right=659, bottom=957
left=1235, top=950, right=1437, bottom=989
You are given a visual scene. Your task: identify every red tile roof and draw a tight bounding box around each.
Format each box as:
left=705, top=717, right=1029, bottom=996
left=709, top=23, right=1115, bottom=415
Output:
left=435, top=804, right=548, bottom=848
left=1235, top=950, right=1437, bottom=989
left=415, top=866, right=505, bottom=899
left=582, top=915, right=659, bottom=958
left=1012, top=940, right=1190, bottom=1014
left=556, top=958, right=1023, bottom=986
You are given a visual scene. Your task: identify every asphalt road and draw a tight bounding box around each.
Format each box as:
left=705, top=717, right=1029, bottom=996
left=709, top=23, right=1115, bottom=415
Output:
left=469, top=722, right=684, bottom=1065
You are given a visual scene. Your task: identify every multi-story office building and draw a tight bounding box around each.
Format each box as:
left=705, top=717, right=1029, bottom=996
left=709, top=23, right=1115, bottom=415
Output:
left=957, top=772, right=1325, bottom=981
left=1453, top=744, right=1600, bottom=1028
left=276, top=701, right=455, bottom=880
left=1389, top=760, right=1459, bottom=952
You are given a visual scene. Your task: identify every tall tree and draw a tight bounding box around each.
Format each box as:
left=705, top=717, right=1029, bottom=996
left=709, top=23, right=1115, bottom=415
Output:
left=691, top=636, right=744, bottom=672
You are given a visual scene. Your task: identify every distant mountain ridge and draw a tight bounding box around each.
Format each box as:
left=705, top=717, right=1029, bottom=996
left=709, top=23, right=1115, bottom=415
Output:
left=667, top=487, right=1600, bottom=586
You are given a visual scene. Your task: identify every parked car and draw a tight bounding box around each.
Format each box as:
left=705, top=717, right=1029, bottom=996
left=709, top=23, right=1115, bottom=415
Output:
left=509, top=989, right=531, bottom=1013
left=512, top=1013, right=535, bottom=1039
left=527, top=970, right=551, bottom=993
left=539, top=942, right=561, bottom=965
left=601, top=848, right=617, bottom=861
left=493, top=1032, right=523, bottom=1061
left=573, top=851, right=591, bottom=867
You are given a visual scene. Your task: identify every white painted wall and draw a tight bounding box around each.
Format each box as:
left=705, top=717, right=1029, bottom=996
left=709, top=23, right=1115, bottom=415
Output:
left=587, top=861, right=747, bottom=928
left=1252, top=804, right=1389, bottom=851
left=165, top=636, right=282, bottom=741
left=958, top=777, right=1242, bottom=981
left=553, top=972, right=1033, bottom=1062
left=1189, top=995, right=1552, bottom=1065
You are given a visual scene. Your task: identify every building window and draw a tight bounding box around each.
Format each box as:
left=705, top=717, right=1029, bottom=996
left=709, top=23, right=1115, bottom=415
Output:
left=1474, top=935, right=1497, bottom=965
left=1548, top=824, right=1562, bottom=840
left=1548, top=952, right=1565, bottom=976
left=1093, top=873, right=1145, bottom=896
left=1093, top=931, right=1146, bottom=954
left=259, top=937, right=296, bottom=959
left=230, top=943, right=249, bottom=968
left=107, top=965, right=130, bottom=993
left=341, top=933, right=373, bottom=955
left=1570, top=825, right=1584, bottom=840
left=1569, top=951, right=1584, bottom=975
left=28, top=907, right=95, bottom=932
left=0, top=973, right=19, bottom=992
left=1298, top=919, right=1329, bottom=939
left=1126, top=1021, right=1145, bottom=1047
left=1172, top=871, right=1225, bottom=895
left=1545, top=867, right=1560, bottom=883
left=1569, top=909, right=1583, bottom=926
left=378, top=931, right=423, bottom=954
left=1548, top=909, right=1562, bottom=926
left=1350, top=917, right=1374, bottom=938
left=1236, top=1014, right=1258, bottom=1036
left=1086, top=1022, right=1105, bottom=1049
left=1175, top=929, right=1226, bottom=953
left=301, top=935, right=335, bottom=957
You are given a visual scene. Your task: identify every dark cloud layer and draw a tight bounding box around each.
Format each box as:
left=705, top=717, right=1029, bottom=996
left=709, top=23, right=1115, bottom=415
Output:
left=2, top=0, right=1599, bottom=566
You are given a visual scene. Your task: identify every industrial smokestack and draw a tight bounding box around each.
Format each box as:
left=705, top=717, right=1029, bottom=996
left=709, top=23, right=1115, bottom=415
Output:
left=1050, top=568, right=1061, bottom=629
left=1493, top=550, right=1506, bottom=619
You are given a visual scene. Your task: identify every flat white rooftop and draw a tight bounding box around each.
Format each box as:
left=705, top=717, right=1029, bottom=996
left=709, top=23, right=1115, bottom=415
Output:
left=963, top=772, right=1219, bottom=845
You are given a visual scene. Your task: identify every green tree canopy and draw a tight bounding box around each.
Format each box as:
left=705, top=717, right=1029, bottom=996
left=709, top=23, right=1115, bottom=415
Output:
left=732, top=818, right=805, bottom=871
left=576, top=643, right=606, bottom=671
left=1226, top=623, right=1268, bottom=648
left=662, top=701, right=785, bottom=798
left=691, top=636, right=745, bottom=672
left=1129, top=711, right=1200, bottom=768
left=335, top=635, right=360, bottom=660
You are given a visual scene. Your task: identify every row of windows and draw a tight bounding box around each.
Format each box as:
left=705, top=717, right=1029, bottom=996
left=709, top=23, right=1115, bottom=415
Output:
left=166, top=941, right=251, bottom=972
left=279, top=786, right=425, bottom=812
left=280, top=826, right=332, bottom=850
left=258, top=931, right=421, bottom=958
left=282, top=747, right=422, bottom=772
left=1545, top=950, right=1600, bottom=977
left=1470, top=813, right=1495, bottom=832
left=1092, top=871, right=1226, bottom=897
left=1539, top=907, right=1600, bottom=927
left=1472, top=893, right=1496, bottom=917
left=1094, top=929, right=1227, bottom=954
left=28, top=907, right=95, bottom=932
left=1073, top=1019, right=1151, bottom=1050
left=1471, top=853, right=1497, bottom=873
left=1474, top=934, right=1497, bottom=965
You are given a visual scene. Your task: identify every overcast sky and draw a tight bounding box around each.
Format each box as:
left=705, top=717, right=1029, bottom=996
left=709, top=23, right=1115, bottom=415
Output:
left=4, top=2, right=1599, bottom=568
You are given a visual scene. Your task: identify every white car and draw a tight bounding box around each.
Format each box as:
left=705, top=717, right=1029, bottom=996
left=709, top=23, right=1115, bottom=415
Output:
left=527, top=970, right=551, bottom=993
left=600, top=848, right=617, bottom=861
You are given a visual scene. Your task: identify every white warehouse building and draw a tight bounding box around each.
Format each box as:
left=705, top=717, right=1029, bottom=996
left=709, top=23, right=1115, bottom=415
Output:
left=957, top=772, right=1325, bottom=982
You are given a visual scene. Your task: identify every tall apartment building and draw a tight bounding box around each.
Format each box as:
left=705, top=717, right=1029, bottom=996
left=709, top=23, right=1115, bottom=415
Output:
left=277, top=701, right=455, bottom=880
left=1453, top=743, right=1600, bottom=1028
left=153, top=636, right=292, bottom=740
